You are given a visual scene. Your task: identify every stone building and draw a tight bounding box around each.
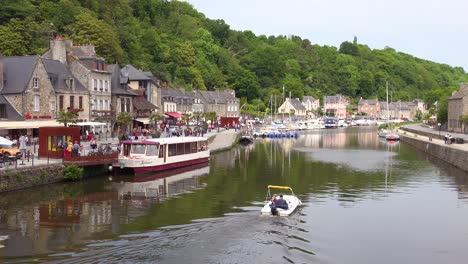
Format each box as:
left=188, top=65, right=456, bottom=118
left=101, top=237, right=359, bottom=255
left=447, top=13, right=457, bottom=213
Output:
left=41, top=58, right=89, bottom=122
left=197, top=90, right=239, bottom=117
left=324, top=95, right=348, bottom=119
left=448, top=83, right=468, bottom=133
left=121, top=64, right=159, bottom=105
left=43, top=36, right=113, bottom=133
left=0, top=55, right=56, bottom=120
left=302, top=96, right=320, bottom=117
left=358, top=98, right=380, bottom=118
left=161, top=88, right=203, bottom=114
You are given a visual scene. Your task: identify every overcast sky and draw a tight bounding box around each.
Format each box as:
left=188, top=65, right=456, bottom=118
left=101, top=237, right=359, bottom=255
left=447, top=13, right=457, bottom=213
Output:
left=185, top=0, right=468, bottom=71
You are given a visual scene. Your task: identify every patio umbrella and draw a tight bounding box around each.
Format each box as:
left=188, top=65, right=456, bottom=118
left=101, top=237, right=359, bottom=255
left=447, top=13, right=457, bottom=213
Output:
left=0, top=136, right=13, bottom=145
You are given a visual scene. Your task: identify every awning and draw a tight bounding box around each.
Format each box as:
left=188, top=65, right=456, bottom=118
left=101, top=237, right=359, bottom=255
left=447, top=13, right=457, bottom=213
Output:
left=165, top=112, right=183, bottom=118
left=75, top=122, right=108, bottom=126
left=0, top=120, right=64, bottom=130
left=135, top=118, right=152, bottom=124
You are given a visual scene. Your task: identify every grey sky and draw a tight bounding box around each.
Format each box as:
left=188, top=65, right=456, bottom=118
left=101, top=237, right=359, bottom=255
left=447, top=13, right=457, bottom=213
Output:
left=185, top=0, right=468, bottom=71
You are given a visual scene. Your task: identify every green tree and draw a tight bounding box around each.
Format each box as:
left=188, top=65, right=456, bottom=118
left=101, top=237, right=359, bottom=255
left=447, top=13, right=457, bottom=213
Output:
left=65, top=11, right=125, bottom=63
left=116, top=112, right=132, bottom=136
left=57, top=110, right=78, bottom=127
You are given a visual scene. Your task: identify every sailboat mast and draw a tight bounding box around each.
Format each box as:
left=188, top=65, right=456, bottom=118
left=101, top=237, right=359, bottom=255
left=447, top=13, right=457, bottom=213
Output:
left=386, top=81, right=389, bottom=122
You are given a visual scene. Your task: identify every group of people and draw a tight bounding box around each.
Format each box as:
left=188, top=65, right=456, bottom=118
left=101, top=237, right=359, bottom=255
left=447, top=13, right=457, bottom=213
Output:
left=444, top=134, right=455, bottom=144
left=63, top=141, right=83, bottom=157
left=269, top=194, right=289, bottom=215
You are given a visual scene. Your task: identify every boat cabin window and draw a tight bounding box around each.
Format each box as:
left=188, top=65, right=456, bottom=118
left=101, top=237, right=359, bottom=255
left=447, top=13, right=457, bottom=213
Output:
left=185, top=143, right=191, bottom=154
left=198, top=141, right=208, bottom=151
left=159, top=145, right=164, bottom=158
left=146, top=144, right=159, bottom=156
left=191, top=142, right=197, bottom=153
left=168, top=144, right=177, bottom=156
left=131, top=144, right=146, bottom=155
left=176, top=143, right=184, bottom=155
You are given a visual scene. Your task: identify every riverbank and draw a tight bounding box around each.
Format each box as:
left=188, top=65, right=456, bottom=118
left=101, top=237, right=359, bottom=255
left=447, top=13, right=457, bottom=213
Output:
left=399, top=124, right=468, bottom=172
left=0, top=129, right=240, bottom=193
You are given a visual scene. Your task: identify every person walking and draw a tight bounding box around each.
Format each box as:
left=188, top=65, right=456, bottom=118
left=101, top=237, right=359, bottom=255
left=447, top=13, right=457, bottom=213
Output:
left=444, top=134, right=449, bottom=144
left=19, top=135, right=27, bottom=159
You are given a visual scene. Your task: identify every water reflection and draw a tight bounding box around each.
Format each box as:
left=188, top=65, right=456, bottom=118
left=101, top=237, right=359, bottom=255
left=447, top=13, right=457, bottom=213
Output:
left=2, top=127, right=468, bottom=263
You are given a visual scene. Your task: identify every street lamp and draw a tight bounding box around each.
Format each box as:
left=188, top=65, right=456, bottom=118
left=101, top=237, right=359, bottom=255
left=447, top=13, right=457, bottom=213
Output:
left=438, top=123, right=441, bottom=136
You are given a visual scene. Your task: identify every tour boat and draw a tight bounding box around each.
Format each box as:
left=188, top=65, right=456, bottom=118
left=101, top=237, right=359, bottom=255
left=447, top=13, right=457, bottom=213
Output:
left=115, top=136, right=210, bottom=174
left=261, top=185, right=302, bottom=216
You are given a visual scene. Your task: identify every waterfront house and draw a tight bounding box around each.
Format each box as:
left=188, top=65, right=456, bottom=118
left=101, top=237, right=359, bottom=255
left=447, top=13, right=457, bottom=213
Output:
left=197, top=90, right=239, bottom=118
left=108, top=64, right=138, bottom=133
left=43, top=36, right=113, bottom=134
left=278, top=98, right=307, bottom=117
left=358, top=98, right=380, bottom=118
left=121, top=64, right=159, bottom=105
left=448, top=83, right=468, bottom=133
left=41, top=58, right=90, bottom=122
left=302, top=96, right=320, bottom=117
left=324, top=95, right=348, bottom=119
left=0, top=55, right=56, bottom=120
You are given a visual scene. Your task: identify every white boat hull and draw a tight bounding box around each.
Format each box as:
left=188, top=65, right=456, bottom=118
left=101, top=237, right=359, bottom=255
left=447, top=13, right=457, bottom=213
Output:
left=261, top=195, right=302, bottom=216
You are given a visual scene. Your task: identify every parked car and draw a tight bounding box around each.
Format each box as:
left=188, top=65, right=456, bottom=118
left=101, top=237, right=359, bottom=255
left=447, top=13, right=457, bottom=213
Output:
left=0, top=144, right=23, bottom=160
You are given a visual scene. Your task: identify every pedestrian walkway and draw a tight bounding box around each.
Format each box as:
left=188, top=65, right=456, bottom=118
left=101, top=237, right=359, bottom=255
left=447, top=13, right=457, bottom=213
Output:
left=399, top=124, right=468, bottom=152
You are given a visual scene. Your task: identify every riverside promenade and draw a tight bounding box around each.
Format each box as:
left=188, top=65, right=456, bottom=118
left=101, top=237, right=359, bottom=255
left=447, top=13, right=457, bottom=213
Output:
left=399, top=124, right=468, bottom=172
left=0, top=129, right=240, bottom=171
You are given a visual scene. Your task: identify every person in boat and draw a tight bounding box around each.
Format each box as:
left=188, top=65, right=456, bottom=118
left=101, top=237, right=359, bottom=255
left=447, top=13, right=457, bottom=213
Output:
left=275, top=195, right=289, bottom=210
left=269, top=194, right=278, bottom=215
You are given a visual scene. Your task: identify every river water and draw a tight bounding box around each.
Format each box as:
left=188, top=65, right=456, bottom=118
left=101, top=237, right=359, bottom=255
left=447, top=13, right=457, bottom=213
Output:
left=1, top=127, right=468, bottom=263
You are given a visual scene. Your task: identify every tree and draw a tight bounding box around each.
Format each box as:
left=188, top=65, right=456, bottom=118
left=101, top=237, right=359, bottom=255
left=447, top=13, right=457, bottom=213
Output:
left=65, top=11, right=125, bottom=63
left=116, top=112, right=132, bottom=136
left=149, top=112, right=164, bottom=131
left=57, top=110, right=78, bottom=127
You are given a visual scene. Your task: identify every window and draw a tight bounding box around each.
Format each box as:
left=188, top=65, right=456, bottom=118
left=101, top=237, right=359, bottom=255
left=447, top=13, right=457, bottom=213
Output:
left=146, top=145, right=159, bottom=156
left=105, top=80, right=109, bottom=92
left=177, top=143, right=184, bottom=155
left=0, top=104, right=6, bottom=118
left=99, top=80, right=103, bottom=91
left=93, top=79, right=97, bottom=91
left=130, top=144, right=146, bottom=154
left=126, top=98, right=131, bottom=112
left=79, top=96, right=83, bottom=109
left=34, top=95, right=40, bottom=112
left=59, top=96, right=64, bottom=110
left=33, top=77, right=39, bottom=89
left=120, top=98, right=125, bottom=112
left=70, top=96, right=75, bottom=109
left=104, top=100, right=108, bottom=110
left=168, top=144, right=176, bottom=156
left=69, top=78, right=74, bottom=89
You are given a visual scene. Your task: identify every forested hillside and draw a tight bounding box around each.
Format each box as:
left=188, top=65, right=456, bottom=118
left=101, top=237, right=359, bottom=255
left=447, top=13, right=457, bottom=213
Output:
left=1, top=0, right=467, bottom=113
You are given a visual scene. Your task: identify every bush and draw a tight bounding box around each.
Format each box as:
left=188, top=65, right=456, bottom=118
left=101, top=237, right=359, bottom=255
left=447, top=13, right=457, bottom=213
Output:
left=63, top=165, right=84, bottom=181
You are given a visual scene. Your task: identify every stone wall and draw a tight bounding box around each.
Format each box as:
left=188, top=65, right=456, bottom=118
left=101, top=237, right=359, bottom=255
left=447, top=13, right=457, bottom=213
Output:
left=400, top=134, right=468, bottom=172
left=0, top=164, right=64, bottom=193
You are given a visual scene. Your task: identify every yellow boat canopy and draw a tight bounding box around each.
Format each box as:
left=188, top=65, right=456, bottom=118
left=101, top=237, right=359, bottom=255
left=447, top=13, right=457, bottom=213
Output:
left=268, top=185, right=293, bottom=191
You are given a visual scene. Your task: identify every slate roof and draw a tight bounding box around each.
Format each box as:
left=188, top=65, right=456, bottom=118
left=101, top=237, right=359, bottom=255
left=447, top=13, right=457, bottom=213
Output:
left=0, top=55, right=38, bottom=94
left=132, top=92, right=158, bottom=110
left=0, top=95, right=24, bottom=121
left=121, top=65, right=151, bottom=81
left=41, top=58, right=87, bottom=92
left=107, top=64, right=137, bottom=96
left=303, top=96, right=316, bottom=102
left=198, top=90, right=237, bottom=104
left=161, top=88, right=199, bottom=105
left=325, top=95, right=346, bottom=104
left=358, top=98, right=378, bottom=105
left=289, top=98, right=306, bottom=110
left=379, top=101, right=396, bottom=110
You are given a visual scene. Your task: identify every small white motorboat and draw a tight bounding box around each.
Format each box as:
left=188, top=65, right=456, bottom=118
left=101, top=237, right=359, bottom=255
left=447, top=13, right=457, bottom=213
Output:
left=261, top=185, right=302, bottom=216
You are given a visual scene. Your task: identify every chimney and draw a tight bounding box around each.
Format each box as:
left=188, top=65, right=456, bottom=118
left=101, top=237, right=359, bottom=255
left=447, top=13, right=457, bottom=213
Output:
left=0, top=54, right=3, bottom=91
left=50, top=35, right=68, bottom=64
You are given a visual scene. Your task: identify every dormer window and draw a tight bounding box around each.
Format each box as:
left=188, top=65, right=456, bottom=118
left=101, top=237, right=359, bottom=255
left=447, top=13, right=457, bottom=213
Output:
left=69, top=78, right=74, bottom=89
left=33, top=77, right=39, bottom=89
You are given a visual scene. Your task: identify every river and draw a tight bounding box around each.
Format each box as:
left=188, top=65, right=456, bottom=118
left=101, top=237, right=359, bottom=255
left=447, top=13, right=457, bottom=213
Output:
left=1, top=127, right=468, bottom=263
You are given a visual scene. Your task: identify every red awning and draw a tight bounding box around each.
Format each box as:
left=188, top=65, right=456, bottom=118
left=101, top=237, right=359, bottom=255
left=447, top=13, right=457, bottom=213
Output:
left=165, top=112, right=183, bottom=118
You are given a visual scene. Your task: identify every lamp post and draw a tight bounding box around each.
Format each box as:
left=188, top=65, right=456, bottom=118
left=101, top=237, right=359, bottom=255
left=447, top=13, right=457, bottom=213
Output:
left=438, top=123, right=441, bottom=137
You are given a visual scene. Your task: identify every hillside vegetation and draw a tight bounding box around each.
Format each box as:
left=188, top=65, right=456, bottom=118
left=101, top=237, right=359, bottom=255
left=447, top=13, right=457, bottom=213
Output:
left=1, top=0, right=466, bottom=115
